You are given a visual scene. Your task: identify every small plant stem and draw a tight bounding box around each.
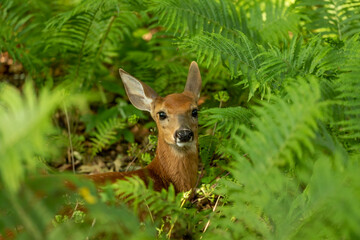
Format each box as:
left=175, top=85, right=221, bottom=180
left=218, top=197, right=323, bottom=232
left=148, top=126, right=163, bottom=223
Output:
left=125, top=142, right=154, bottom=172
left=63, top=104, right=76, bottom=174
left=167, top=216, right=178, bottom=239
left=144, top=200, right=155, bottom=223
left=86, top=218, right=97, bottom=240
left=70, top=201, right=79, bottom=219
left=9, top=194, right=42, bottom=240
left=202, top=196, right=221, bottom=234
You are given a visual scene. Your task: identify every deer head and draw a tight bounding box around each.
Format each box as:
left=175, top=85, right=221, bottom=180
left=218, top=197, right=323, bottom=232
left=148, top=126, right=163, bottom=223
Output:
left=119, top=61, right=202, bottom=152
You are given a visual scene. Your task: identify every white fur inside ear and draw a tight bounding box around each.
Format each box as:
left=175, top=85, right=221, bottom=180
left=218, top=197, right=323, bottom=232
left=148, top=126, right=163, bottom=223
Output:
left=121, top=73, right=153, bottom=112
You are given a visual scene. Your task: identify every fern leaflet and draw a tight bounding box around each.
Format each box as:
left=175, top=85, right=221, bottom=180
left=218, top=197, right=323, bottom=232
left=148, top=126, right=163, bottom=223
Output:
left=90, top=118, right=126, bottom=157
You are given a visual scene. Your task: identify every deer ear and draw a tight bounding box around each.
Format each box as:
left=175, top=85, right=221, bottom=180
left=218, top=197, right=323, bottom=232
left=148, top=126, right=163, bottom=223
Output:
left=184, top=61, right=202, bottom=100
left=119, top=69, right=158, bottom=112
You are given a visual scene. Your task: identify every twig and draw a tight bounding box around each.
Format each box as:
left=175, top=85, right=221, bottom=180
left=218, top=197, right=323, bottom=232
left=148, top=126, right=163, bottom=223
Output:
left=125, top=142, right=154, bottom=172
left=86, top=218, right=97, bottom=240
left=192, top=166, right=205, bottom=201
left=63, top=104, right=76, bottom=174
left=70, top=201, right=79, bottom=219
left=167, top=216, right=178, bottom=239
left=144, top=200, right=154, bottom=223
left=208, top=169, right=226, bottom=184
left=211, top=172, right=230, bottom=189
left=202, top=196, right=221, bottom=234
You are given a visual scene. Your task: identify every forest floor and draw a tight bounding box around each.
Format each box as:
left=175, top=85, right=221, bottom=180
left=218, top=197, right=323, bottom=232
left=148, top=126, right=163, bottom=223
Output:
left=1, top=53, right=150, bottom=175
left=1, top=53, right=217, bottom=213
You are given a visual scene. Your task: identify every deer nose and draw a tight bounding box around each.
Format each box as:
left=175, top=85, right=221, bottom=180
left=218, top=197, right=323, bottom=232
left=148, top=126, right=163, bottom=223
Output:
left=175, top=129, right=194, bottom=142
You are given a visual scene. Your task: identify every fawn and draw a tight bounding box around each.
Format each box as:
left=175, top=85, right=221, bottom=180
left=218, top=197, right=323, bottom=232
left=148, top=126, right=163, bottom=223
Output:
left=0, top=63, right=202, bottom=240
left=87, top=61, right=202, bottom=193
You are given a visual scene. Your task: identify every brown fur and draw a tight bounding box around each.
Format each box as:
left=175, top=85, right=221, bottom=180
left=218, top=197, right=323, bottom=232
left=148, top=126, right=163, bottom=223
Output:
left=88, top=92, right=199, bottom=193
left=88, top=62, right=202, bottom=193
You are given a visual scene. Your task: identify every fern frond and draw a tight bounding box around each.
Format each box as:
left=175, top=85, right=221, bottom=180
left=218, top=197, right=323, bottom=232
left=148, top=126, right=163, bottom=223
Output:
left=181, top=32, right=343, bottom=99
left=178, top=32, right=267, bottom=98
left=247, top=0, right=302, bottom=44
left=110, top=176, right=202, bottom=236
left=90, top=118, right=126, bottom=157
left=257, top=36, right=335, bottom=82
left=239, top=76, right=325, bottom=167
left=0, top=0, right=49, bottom=72
left=151, top=0, right=244, bottom=41
left=297, top=0, right=360, bottom=40
left=0, top=82, right=84, bottom=193
left=200, top=107, right=253, bottom=135
left=208, top=77, right=359, bottom=239
left=211, top=150, right=360, bottom=239
left=0, top=174, right=156, bottom=239
left=152, top=0, right=301, bottom=45
left=44, top=0, right=141, bottom=87
left=199, top=135, right=221, bottom=167
left=112, top=177, right=179, bottom=214
left=180, top=31, right=259, bottom=76
left=336, top=35, right=360, bottom=152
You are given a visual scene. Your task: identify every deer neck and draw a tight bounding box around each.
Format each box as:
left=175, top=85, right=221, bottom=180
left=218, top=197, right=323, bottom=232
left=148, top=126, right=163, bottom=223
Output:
left=147, top=136, right=199, bottom=193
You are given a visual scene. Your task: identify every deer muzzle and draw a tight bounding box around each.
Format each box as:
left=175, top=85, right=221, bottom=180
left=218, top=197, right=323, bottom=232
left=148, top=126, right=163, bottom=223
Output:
left=175, top=129, right=194, bottom=146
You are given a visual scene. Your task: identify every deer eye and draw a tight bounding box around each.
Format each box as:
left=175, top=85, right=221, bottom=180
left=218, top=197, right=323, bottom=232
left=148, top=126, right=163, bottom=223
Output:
left=158, top=111, right=167, bottom=120
left=192, top=109, right=198, bottom=118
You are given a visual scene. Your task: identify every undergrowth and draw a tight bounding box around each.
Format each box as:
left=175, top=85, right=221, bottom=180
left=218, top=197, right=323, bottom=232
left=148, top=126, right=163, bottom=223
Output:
left=1, top=0, right=360, bottom=239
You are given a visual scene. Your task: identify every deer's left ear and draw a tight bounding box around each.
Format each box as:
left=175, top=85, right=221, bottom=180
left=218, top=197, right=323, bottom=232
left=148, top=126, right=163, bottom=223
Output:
left=184, top=61, right=202, bottom=100
left=119, top=69, right=158, bottom=112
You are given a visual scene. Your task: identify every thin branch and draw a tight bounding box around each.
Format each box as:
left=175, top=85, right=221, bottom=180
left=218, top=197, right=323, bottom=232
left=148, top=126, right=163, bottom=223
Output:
left=63, top=104, right=76, bottom=174
left=144, top=200, right=155, bottom=223
left=86, top=218, right=97, bottom=240
left=70, top=201, right=79, bottom=219
left=202, top=196, right=221, bottom=234
left=125, top=141, right=155, bottom=172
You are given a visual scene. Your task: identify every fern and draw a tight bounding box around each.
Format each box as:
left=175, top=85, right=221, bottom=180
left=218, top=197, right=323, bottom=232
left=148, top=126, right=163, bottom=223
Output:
left=110, top=177, right=204, bottom=238
left=336, top=35, right=360, bottom=153
left=178, top=31, right=264, bottom=98
left=245, top=0, right=302, bottom=44
left=180, top=33, right=345, bottom=99
left=1, top=0, right=360, bottom=239
left=257, top=36, right=338, bottom=83
left=205, top=77, right=359, bottom=239
left=152, top=0, right=301, bottom=45
left=209, top=151, right=360, bottom=239
left=200, top=106, right=253, bottom=135
left=0, top=82, right=86, bottom=193
left=239, top=76, right=325, bottom=167
left=43, top=0, right=141, bottom=88
left=297, top=0, right=360, bottom=40
left=180, top=31, right=259, bottom=77
left=0, top=82, right=57, bottom=193
left=90, top=118, right=126, bottom=157
left=0, top=0, right=49, bottom=73
left=0, top=174, right=156, bottom=239
left=151, top=0, right=244, bottom=40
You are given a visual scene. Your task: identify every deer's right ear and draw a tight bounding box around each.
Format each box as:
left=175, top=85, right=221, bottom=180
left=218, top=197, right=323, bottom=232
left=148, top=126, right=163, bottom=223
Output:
left=184, top=61, right=202, bottom=100
left=119, top=69, right=158, bottom=112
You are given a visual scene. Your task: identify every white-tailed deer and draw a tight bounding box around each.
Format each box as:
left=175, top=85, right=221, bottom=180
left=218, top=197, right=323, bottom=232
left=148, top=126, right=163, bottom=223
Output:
left=0, top=63, right=202, bottom=240
left=87, top=61, right=202, bottom=193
